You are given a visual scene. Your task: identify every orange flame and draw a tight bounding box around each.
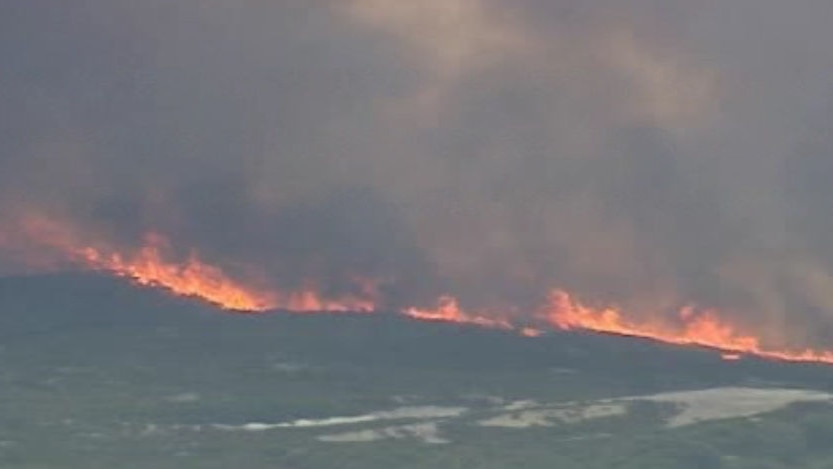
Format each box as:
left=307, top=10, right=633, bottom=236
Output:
left=404, top=296, right=514, bottom=330
left=15, top=216, right=376, bottom=312
left=544, top=290, right=833, bottom=364
left=8, top=215, right=833, bottom=366
left=76, top=237, right=277, bottom=311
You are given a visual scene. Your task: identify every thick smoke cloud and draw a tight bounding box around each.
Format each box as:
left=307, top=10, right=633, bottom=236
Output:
left=3, top=1, right=833, bottom=346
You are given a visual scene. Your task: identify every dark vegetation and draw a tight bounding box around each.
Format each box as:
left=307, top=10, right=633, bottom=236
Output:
left=2, top=274, right=833, bottom=468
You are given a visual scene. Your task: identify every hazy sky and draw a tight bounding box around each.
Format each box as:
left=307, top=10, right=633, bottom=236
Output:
left=3, top=1, right=833, bottom=346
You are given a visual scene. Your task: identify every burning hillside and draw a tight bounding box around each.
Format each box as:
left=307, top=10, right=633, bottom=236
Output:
left=10, top=216, right=376, bottom=313
left=5, top=215, right=833, bottom=366
left=5, top=1, right=833, bottom=376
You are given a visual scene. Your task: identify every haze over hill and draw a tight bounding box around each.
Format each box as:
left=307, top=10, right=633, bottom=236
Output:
left=5, top=2, right=833, bottom=467
left=4, top=1, right=833, bottom=355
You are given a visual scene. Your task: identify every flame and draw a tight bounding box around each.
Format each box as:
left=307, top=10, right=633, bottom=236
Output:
left=266, top=281, right=376, bottom=313
left=404, top=296, right=514, bottom=330
left=544, top=290, right=833, bottom=364
left=8, top=215, right=833, bottom=366
left=76, top=237, right=277, bottom=311
left=403, top=292, right=833, bottom=365
left=15, top=216, right=375, bottom=312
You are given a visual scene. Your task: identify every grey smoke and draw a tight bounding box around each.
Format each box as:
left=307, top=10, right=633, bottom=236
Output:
left=3, top=1, right=833, bottom=347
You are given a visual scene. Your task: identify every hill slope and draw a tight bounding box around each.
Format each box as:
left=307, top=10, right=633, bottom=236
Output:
left=2, top=274, right=833, bottom=468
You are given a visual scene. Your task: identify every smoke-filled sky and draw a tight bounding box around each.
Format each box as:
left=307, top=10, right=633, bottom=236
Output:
left=3, top=1, right=833, bottom=346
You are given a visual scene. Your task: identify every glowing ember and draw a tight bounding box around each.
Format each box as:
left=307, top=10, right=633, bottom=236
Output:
left=520, top=327, right=545, bottom=338
left=544, top=290, right=833, bottom=365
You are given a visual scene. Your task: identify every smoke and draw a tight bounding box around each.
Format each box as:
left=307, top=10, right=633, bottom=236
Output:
left=3, top=1, right=833, bottom=346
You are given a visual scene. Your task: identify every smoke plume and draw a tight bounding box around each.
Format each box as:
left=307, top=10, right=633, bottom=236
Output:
left=4, top=0, right=833, bottom=348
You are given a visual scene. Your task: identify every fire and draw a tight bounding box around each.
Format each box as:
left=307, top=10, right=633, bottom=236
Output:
left=266, top=283, right=376, bottom=313
left=76, top=238, right=277, bottom=311
left=545, top=290, right=833, bottom=364
left=404, top=296, right=514, bottom=330
left=15, top=216, right=375, bottom=312
left=8, top=215, right=833, bottom=366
